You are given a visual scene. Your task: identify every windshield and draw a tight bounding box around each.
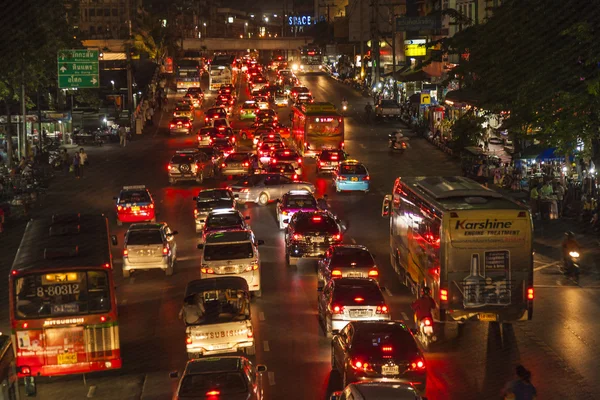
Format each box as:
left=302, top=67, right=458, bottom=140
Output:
left=339, top=164, right=367, bottom=175
left=331, top=249, right=374, bottom=267
left=119, top=191, right=150, bottom=204
left=206, top=213, right=243, bottom=228
left=379, top=100, right=398, bottom=107
left=333, top=283, right=384, bottom=304
left=295, top=215, right=339, bottom=233
left=353, top=329, right=419, bottom=359
left=171, top=155, right=194, bottom=164
left=14, top=271, right=111, bottom=319
left=204, top=243, right=254, bottom=261
left=127, top=230, right=163, bottom=245
left=284, top=196, right=316, bottom=209
left=179, top=372, right=247, bottom=396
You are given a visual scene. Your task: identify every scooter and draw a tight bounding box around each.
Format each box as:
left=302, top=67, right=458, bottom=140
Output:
left=559, top=251, right=581, bottom=280
left=388, top=134, right=408, bottom=153
left=415, top=317, right=437, bottom=350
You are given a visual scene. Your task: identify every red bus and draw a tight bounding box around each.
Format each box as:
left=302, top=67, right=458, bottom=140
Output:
left=291, top=102, right=344, bottom=157
left=9, top=214, right=121, bottom=384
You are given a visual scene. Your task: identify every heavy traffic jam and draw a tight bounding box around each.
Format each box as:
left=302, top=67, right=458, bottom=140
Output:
left=9, top=53, right=535, bottom=400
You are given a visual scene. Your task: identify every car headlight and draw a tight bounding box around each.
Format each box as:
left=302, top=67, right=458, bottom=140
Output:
left=569, top=251, right=580, bottom=258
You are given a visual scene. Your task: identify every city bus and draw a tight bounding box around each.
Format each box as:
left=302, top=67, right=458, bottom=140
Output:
left=293, top=47, right=324, bottom=74
left=9, top=214, right=121, bottom=385
left=291, top=102, right=344, bottom=157
left=209, top=54, right=235, bottom=91
left=381, top=176, right=534, bottom=324
left=176, top=59, right=201, bottom=92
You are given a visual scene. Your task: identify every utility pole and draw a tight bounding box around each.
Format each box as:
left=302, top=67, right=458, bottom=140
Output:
left=359, top=0, right=364, bottom=81
left=125, top=0, right=134, bottom=135
left=371, top=0, right=380, bottom=89
left=390, top=4, right=398, bottom=102
left=20, top=57, right=27, bottom=159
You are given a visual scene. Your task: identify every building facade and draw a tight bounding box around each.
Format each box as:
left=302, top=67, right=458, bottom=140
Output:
left=77, top=0, right=142, bottom=39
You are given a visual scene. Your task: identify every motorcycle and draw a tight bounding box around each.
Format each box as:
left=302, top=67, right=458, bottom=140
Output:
left=560, top=250, right=581, bottom=280
left=388, top=134, right=409, bottom=153
left=415, top=317, right=436, bottom=350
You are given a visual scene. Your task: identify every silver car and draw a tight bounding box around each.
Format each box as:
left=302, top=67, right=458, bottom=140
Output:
left=221, top=152, right=256, bottom=177
left=122, top=223, right=178, bottom=278
left=168, top=149, right=215, bottom=184
left=230, top=173, right=315, bottom=206
left=193, top=188, right=236, bottom=233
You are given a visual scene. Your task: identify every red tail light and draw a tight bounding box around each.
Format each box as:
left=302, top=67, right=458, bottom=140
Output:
left=331, top=269, right=342, bottom=277
left=362, top=175, right=370, bottom=181
left=206, top=390, right=220, bottom=396
left=201, top=267, right=215, bottom=274
left=368, top=269, right=378, bottom=277
left=440, top=289, right=449, bottom=302
left=338, top=176, right=348, bottom=181
left=423, top=317, right=433, bottom=326
left=332, top=305, right=344, bottom=314
left=354, top=297, right=364, bottom=303
left=167, top=164, right=171, bottom=171
left=184, top=123, right=190, bottom=128
left=194, top=209, right=199, bottom=216
left=185, top=337, right=192, bottom=344
left=410, top=358, right=426, bottom=370
left=163, top=246, right=169, bottom=255
left=319, top=161, right=323, bottom=167
left=20, top=366, right=31, bottom=375
left=242, top=162, right=249, bottom=167
left=312, top=216, right=322, bottom=222
left=527, top=288, right=534, bottom=300
left=221, top=163, right=226, bottom=167
left=376, top=305, right=389, bottom=314
left=170, top=124, right=175, bottom=128
left=123, top=249, right=128, bottom=257
left=351, top=359, right=374, bottom=371
left=382, top=346, right=393, bottom=352
left=293, top=174, right=298, bottom=180
left=332, top=233, right=342, bottom=241
left=293, top=233, right=303, bottom=240
left=22, top=322, right=28, bottom=328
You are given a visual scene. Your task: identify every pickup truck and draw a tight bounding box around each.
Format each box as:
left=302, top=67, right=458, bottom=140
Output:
left=375, top=99, right=401, bottom=120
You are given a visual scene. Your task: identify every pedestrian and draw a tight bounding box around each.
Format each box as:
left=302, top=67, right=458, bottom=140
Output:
left=502, top=365, right=536, bottom=400
left=78, top=148, right=88, bottom=177
left=530, top=184, right=540, bottom=219
left=119, top=126, right=127, bottom=147
left=145, top=106, right=154, bottom=126
left=61, top=149, right=70, bottom=176
left=72, top=152, right=81, bottom=179
left=0, top=206, right=5, bottom=233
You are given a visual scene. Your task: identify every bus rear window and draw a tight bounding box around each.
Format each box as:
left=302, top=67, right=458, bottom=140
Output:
left=14, top=271, right=111, bottom=319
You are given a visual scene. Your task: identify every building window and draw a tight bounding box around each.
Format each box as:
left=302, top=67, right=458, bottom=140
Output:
left=104, top=9, right=110, bottom=17
left=89, top=8, right=96, bottom=17
left=90, top=26, right=96, bottom=34
left=112, top=8, right=118, bottom=16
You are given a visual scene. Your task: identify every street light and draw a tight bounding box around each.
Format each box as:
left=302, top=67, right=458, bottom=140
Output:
left=110, top=80, right=115, bottom=91
left=264, top=17, right=269, bottom=23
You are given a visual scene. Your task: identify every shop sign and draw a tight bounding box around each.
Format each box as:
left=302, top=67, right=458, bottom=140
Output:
left=405, top=39, right=427, bottom=57
left=288, top=15, right=313, bottom=26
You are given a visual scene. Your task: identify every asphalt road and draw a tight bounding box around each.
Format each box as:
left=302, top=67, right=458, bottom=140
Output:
left=1, top=72, right=599, bottom=400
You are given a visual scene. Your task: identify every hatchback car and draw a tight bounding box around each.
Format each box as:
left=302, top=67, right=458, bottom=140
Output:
left=123, top=222, right=178, bottom=278
left=318, top=245, right=379, bottom=289
left=193, top=188, right=236, bottom=232
left=204, top=107, right=228, bottom=125
left=331, top=382, right=428, bottom=400
left=253, top=96, right=270, bottom=110
left=212, top=117, right=232, bottom=131
left=169, top=117, right=193, bottom=135
left=284, top=211, right=343, bottom=265
left=197, top=126, right=219, bottom=147
left=221, top=152, right=256, bottom=177
left=334, top=160, right=370, bottom=192
left=318, top=279, right=390, bottom=336
left=114, top=185, right=155, bottom=226
left=276, top=190, right=319, bottom=230
left=231, top=173, right=315, bottom=206
left=317, top=150, right=349, bottom=174
left=171, top=357, right=267, bottom=400
left=215, top=99, right=233, bottom=114
left=168, top=149, right=215, bottom=185
left=331, top=321, right=426, bottom=394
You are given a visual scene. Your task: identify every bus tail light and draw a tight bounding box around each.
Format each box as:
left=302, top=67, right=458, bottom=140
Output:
left=123, top=249, right=128, bottom=257
left=100, top=316, right=107, bottom=322
left=185, top=336, right=192, bottom=345
left=527, top=288, right=534, bottom=300
left=206, top=390, right=220, bottom=396
left=368, top=269, right=379, bottom=277
left=331, top=269, right=342, bottom=277
left=440, top=288, right=449, bottom=302
left=22, top=322, right=28, bottom=329
left=18, top=366, right=31, bottom=375
left=376, top=305, right=389, bottom=314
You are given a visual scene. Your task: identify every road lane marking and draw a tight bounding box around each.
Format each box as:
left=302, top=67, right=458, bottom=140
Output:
left=534, top=261, right=560, bottom=272
left=351, top=238, right=357, bottom=244
left=259, top=312, right=265, bottom=321
left=401, top=312, right=409, bottom=321
left=263, top=341, right=270, bottom=352
left=384, top=287, right=393, bottom=297
left=359, top=143, right=367, bottom=149
left=176, top=256, right=198, bottom=262
left=268, top=371, right=276, bottom=386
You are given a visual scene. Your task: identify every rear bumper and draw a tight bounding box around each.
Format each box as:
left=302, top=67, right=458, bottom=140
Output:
left=222, top=167, right=252, bottom=176
left=336, top=181, right=370, bottom=191
left=288, top=243, right=330, bottom=258
left=187, top=340, right=254, bottom=356
left=117, top=210, right=155, bottom=223
left=170, top=128, right=191, bottom=134
left=200, top=271, right=261, bottom=291
left=124, top=257, right=169, bottom=271
left=21, top=357, right=122, bottom=378
left=169, top=172, right=198, bottom=181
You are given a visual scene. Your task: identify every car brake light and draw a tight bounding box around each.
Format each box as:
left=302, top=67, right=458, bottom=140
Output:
left=201, top=267, right=215, bottom=274
left=354, top=297, right=364, bottom=302
left=162, top=246, right=169, bottom=255
left=440, top=289, right=449, bottom=302
left=423, top=317, right=432, bottom=326
left=410, top=359, right=426, bottom=370
left=527, top=288, right=534, bottom=300
left=332, top=233, right=342, bottom=241
left=123, top=249, right=128, bottom=257
left=242, top=162, right=249, bottom=167
left=297, top=158, right=302, bottom=164
left=117, top=205, right=123, bottom=211
left=331, top=156, right=338, bottom=160
left=184, top=123, right=190, bottom=128
left=312, top=216, right=322, bottom=222
left=185, top=336, right=192, bottom=344
left=362, top=176, right=370, bottom=181
left=368, top=269, right=378, bottom=277
left=221, top=163, right=226, bottom=167
left=293, top=233, right=303, bottom=240
left=376, top=305, right=389, bottom=314
left=382, top=346, right=393, bottom=352
left=319, top=161, right=323, bottom=167
left=194, top=209, right=199, bottom=216
left=332, top=305, right=344, bottom=314
left=338, top=176, right=347, bottom=181
left=331, top=269, right=342, bottom=277
left=293, top=174, right=298, bottom=180
left=206, top=390, right=220, bottom=396
left=351, top=359, right=374, bottom=371
left=170, top=124, right=175, bottom=128
left=20, top=366, right=31, bottom=374
left=240, top=188, right=249, bottom=193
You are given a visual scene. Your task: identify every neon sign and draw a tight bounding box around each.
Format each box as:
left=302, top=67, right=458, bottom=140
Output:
left=288, top=16, right=313, bottom=26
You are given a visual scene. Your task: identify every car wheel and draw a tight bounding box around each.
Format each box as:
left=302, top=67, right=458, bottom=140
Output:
left=117, top=219, right=123, bottom=227
left=196, top=172, right=204, bottom=184
left=122, top=269, right=130, bottom=278
left=245, top=345, right=256, bottom=356
left=254, top=289, right=262, bottom=298
left=242, top=132, right=247, bottom=140
left=258, top=192, right=269, bottom=206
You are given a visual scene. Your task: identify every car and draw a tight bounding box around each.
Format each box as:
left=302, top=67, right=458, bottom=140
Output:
left=231, top=173, right=315, bottom=206
left=318, top=245, right=379, bottom=289
left=199, top=229, right=264, bottom=297
left=253, top=96, right=270, bottom=110
left=204, top=107, right=228, bottom=125
left=239, top=101, right=259, bottom=120
left=122, top=222, right=178, bottom=278
left=254, top=132, right=283, bottom=148
left=317, top=149, right=349, bottom=174
left=334, top=160, right=371, bottom=192
left=212, top=138, right=236, bottom=158
left=257, top=141, right=285, bottom=164
left=290, top=86, right=310, bottom=100
left=212, top=117, right=232, bottom=131
left=330, top=382, right=428, bottom=400
left=215, top=98, right=233, bottom=114
left=219, top=83, right=235, bottom=95
left=196, top=126, right=219, bottom=147
left=255, top=109, right=278, bottom=122
left=193, top=188, right=236, bottom=232
left=331, top=321, right=426, bottom=394
left=276, top=190, right=319, bottom=230
left=169, top=117, right=193, bottom=135
left=249, top=76, right=268, bottom=93
left=170, top=357, right=267, bottom=400
left=295, top=93, right=314, bottom=105
left=114, top=185, right=156, bottom=226
left=173, top=103, right=194, bottom=121
left=200, top=209, right=251, bottom=240
left=168, top=149, right=215, bottom=184
left=252, top=87, right=274, bottom=103
left=185, top=87, right=204, bottom=100
left=221, top=152, right=256, bottom=177
left=284, top=211, right=343, bottom=265
left=264, top=163, right=298, bottom=181
left=270, top=148, right=302, bottom=174
left=274, top=91, right=289, bottom=107
left=319, top=278, right=390, bottom=336
left=216, top=93, right=235, bottom=106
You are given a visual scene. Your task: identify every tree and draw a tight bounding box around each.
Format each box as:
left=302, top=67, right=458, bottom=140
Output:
left=450, top=112, right=485, bottom=150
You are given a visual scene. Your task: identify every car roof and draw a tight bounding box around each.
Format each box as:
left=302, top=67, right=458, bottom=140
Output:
left=352, top=382, right=421, bottom=399
left=205, top=229, right=252, bottom=244
left=208, top=209, right=240, bottom=216
left=331, top=244, right=369, bottom=253
left=185, top=356, right=244, bottom=375
left=128, top=223, right=165, bottom=231
left=333, top=277, right=379, bottom=288
left=207, top=107, right=226, bottom=113
left=351, top=320, right=411, bottom=335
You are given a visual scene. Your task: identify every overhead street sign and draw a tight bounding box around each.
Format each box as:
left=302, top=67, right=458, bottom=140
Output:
left=396, top=16, right=440, bottom=32
left=57, top=49, right=99, bottom=89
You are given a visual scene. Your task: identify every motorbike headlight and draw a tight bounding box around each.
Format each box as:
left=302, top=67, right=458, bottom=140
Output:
left=569, top=251, right=580, bottom=258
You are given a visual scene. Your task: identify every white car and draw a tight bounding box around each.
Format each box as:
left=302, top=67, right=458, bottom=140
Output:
left=254, top=96, right=270, bottom=110
left=122, top=223, right=178, bottom=278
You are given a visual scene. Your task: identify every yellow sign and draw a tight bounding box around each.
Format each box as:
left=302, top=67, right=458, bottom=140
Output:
left=303, top=103, right=336, bottom=113
left=420, top=93, right=431, bottom=104
left=405, top=43, right=427, bottom=57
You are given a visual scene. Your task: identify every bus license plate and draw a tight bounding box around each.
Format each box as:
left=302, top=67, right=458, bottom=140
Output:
left=479, top=313, right=498, bottom=322
left=382, top=365, right=399, bottom=375
left=212, top=344, right=229, bottom=350
left=57, top=353, right=78, bottom=365
left=312, top=237, right=325, bottom=243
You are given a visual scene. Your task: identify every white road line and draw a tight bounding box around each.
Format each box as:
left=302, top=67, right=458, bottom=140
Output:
left=259, top=312, right=265, bottom=321
left=359, top=143, right=367, bottom=149
left=533, top=261, right=561, bottom=272
left=263, top=341, right=270, bottom=352
left=401, top=312, right=409, bottom=321
left=384, top=287, right=393, bottom=297
left=351, top=238, right=357, bottom=244
left=268, top=371, right=276, bottom=386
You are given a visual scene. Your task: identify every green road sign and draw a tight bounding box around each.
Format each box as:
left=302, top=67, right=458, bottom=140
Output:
left=57, top=49, right=99, bottom=89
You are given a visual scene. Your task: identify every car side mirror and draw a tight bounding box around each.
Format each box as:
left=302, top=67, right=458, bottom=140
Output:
left=257, top=239, right=265, bottom=246
left=330, top=392, right=342, bottom=400
left=382, top=194, right=392, bottom=217
left=257, top=364, right=267, bottom=373
left=234, top=194, right=239, bottom=199
left=197, top=244, right=204, bottom=250
left=110, top=235, right=118, bottom=246
left=245, top=216, right=251, bottom=220
left=169, top=371, right=179, bottom=378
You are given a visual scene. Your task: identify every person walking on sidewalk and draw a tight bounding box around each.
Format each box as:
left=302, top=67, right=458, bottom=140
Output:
left=145, top=105, right=154, bottom=127
left=78, top=148, right=88, bottom=177
left=119, top=126, right=127, bottom=147
left=61, top=149, right=70, bottom=176
left=72, top=152, right=81, bottom=179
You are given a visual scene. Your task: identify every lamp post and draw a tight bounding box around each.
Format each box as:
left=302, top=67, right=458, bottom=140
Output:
left=111, top=80, right=115, bottom=92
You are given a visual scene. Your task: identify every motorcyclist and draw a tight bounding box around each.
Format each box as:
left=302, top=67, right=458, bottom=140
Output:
left=341, top=97, right=349, bottom=110
left=364, top=102, right=373, bottom=121
left=561, top=231, right=580, bottom=271
left=411, top=287, right=436, bottom=331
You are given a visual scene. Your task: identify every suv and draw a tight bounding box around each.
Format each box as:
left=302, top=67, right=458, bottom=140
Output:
left=221, top=152, right=256, bottom=177
left=331, top=322, right=426, bottom=394
left=200, top=209, right=250, bottom=241
left=284, top=211, right=343, bottom=265
left=198, top=230, right=265, bottom=297
left=123, top=223, right=178, bottom=278
left=318, top=278, right=390, bottom=337
left=318, top=245, right=379, bottom=289
left=317, top=150, right=348, bottom=174
left=276, top=190, right=319, bottom=230
left=168, top=149, right=215, bottom=184
left=193, top=188, right=235, bottom=232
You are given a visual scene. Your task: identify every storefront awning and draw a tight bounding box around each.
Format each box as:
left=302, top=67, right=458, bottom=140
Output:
left=396, top=69, right=431, bottom=83
left=444, top=88, right=481, bottom=107
left=519, top=145, right=564, bottom=161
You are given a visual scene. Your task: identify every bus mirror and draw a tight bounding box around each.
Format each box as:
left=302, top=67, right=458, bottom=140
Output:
left=110, top=235, right=118, bottom=246
left=382, top=194, right=392, bottom=217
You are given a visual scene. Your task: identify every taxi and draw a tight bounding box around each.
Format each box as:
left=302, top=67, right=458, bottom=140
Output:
left=333, top=160, right=370, bottom=193
left=173, top=103, right=194, bottom=122
left=114, top=185, right=156, bottom=226
left=239, top=101, right=259, bottom=121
